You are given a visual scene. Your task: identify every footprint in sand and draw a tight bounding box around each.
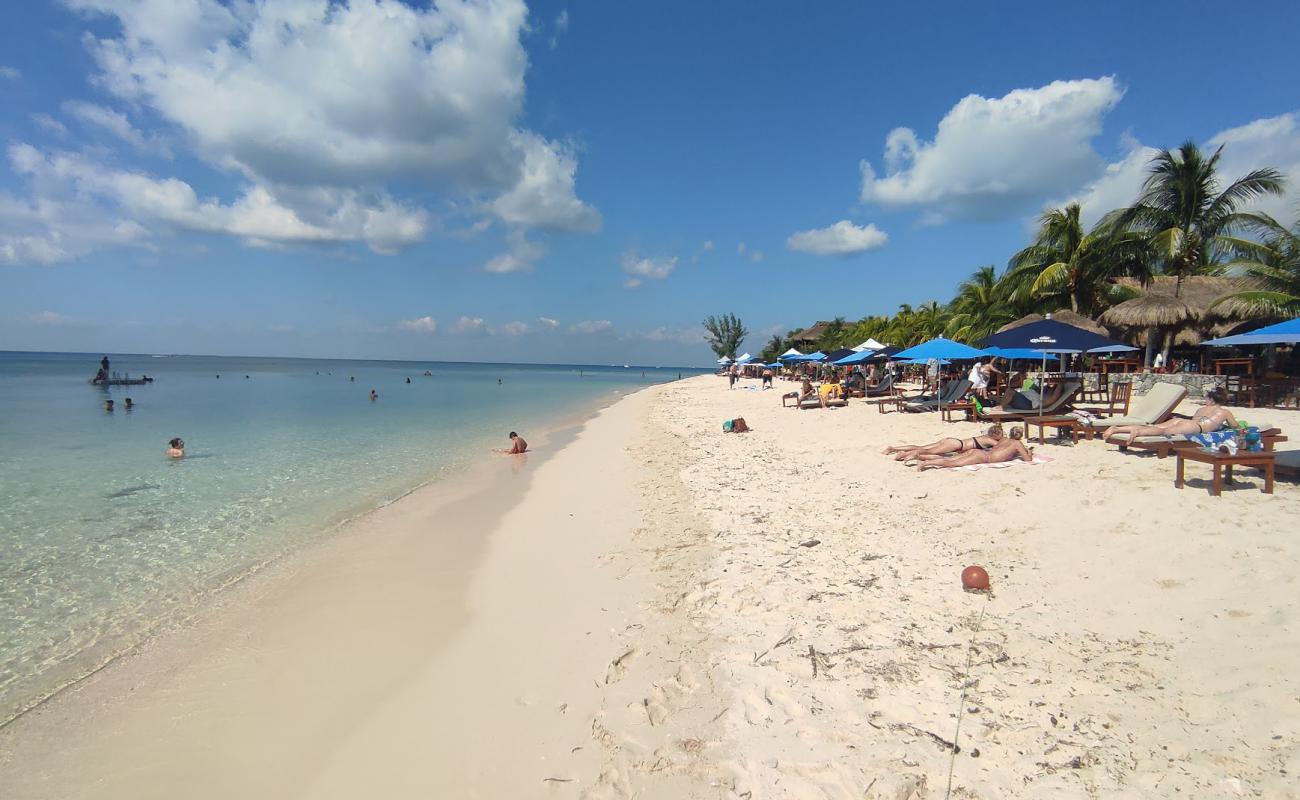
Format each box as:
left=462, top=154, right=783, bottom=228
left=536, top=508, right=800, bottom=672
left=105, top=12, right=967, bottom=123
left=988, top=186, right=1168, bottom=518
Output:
left=605, top=647, right=639, bottom=684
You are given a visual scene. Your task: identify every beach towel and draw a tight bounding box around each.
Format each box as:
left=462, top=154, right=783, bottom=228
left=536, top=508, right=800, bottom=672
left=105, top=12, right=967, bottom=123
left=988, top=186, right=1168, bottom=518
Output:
left=1184, top=427, right=1262, bottom=452
left=944, top=454, right=1054, bottom=471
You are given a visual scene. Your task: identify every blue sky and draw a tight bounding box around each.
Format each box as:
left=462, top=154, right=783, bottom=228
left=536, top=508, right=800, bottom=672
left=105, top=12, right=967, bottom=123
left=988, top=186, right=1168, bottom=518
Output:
left=2, top=0, right=1299, bottom=364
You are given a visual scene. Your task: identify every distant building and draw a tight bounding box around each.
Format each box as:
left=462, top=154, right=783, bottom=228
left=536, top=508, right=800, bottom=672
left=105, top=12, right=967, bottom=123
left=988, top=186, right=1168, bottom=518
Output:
left=791, top=321, right=834, bottom=349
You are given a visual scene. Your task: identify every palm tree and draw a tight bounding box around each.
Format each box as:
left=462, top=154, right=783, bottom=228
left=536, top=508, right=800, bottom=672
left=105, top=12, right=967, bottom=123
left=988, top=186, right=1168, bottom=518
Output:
left=945, top=265, right=1016, bottom=342
left=1008, top=203, right=1154, bottom=315
left=1214, top=212, right=1300, bottom=315
left=759, top=333, right=787, bottom=362
left=1117, top=142, right=1285, bottom=298
left=816, top=317, right=850, bottom=351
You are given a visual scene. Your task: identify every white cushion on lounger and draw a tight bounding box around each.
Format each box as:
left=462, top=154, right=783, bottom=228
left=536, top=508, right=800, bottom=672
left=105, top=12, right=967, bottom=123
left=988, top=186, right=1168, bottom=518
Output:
left=1083, top=382, right=1186, bottom=428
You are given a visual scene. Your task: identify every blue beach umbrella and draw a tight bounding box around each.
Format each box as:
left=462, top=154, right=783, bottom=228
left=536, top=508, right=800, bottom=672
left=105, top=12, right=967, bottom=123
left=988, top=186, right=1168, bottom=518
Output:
left=891, top=338, right=988, bottom=415
left=983, top=346, right=1061, bottom=362
left=977, top=319, right=1135, bottom=355
left=1203, top=317, right=1300, bottom=346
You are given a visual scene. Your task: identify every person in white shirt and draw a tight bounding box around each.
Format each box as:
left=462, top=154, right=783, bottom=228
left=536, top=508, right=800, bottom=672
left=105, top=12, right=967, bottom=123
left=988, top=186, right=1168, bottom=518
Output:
left=967, top=360, right=1000, bottom=399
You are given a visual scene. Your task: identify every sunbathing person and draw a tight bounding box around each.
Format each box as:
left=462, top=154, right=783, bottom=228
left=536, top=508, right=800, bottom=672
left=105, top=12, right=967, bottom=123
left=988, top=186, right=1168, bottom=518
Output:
left=982, top=379, right=1068, bottom=414
left=784, top=378, right=822, bottom=408
left=882, top=424, right=1004, bottom=461
left=914, top=427, right=1034, bottom=471
left=1103, top=387, right=1238, bottom=442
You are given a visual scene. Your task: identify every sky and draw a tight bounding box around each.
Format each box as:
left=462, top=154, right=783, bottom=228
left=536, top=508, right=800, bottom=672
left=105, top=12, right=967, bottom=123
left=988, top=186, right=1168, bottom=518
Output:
left=2, top=0, right=1300, bottom=365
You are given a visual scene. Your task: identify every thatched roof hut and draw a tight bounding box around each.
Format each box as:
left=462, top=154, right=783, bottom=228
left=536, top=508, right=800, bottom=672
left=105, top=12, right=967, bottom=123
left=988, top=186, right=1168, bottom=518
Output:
left=1100, top=294, right=1198, bottom=328
left=996, top=309, right=1109, bottom=336
left=792, top=321, right=833, bottom=347
left=1111, top=276, right=1272, bottom=322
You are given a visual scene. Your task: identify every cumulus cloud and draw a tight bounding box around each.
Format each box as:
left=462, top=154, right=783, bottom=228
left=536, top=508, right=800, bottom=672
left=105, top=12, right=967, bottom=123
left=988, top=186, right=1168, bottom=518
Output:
left=622, top=251, right=677, bottom=289
left=2, top=144, right=427, bottom=256
left=786, top=220, right=889, bottom=256
left=0, top=66, right=20, bottom=80
left=31, top=114, right=69, bottom=137
left=1062, top=113, right=1300, bottom=227
left=453, top=315, right=487, bottom=333
left=702, top=239, right=714, bottom=252
left=483, top=228, right=546, bottom=273
left=3, top=0, right=598, bottom=265
left=537, top=316, right=559, bottom=329
left=859, top=77, right=1124, bottom=222
left=64, top=101, right=168, bottom=157
left=570, top=319, right=612, bottom=334
left=398, top=316, right=437, bottom=333
left=748, top=249, right=764, bottom=263
left=490, top=132, right=601, bottom=232
left=500, top=321, right=528, bottom=335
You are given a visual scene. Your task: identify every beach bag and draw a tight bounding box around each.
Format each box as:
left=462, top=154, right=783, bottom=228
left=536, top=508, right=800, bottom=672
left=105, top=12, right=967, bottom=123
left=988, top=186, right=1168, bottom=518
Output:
left=722, top=417, right=749, bottom=433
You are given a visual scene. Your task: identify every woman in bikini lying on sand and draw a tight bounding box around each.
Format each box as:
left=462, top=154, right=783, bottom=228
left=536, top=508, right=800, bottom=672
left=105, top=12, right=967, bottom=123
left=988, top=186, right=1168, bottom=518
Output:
left=882, top=424, right=1004, bottom=461
left=1103, top=387, right=1238, bottom=442
left=913, top=427, right=1034, bottom=471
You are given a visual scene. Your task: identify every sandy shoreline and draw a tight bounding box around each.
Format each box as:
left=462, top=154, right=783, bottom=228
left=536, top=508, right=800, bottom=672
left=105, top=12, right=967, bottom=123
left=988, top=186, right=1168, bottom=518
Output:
left=3, top=375, right=1299, bottom=798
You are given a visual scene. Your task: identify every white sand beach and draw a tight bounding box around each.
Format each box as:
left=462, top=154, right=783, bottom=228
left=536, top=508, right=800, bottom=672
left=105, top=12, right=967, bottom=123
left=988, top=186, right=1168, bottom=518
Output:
left=2, top=375, right=1299, bottom=799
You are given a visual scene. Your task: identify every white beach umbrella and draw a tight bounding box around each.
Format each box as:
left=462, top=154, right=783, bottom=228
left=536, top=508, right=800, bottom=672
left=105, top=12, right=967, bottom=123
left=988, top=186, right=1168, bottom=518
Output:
left=851, top=338, right=888, bottom=352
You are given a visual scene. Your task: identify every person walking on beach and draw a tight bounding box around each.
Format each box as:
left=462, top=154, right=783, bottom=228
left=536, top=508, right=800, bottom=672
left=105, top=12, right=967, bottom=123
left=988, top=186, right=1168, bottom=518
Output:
left=167, top=438, right=185, bottom=458
left=495, top=431, right=527, bottom=454
left=728, top=363, right=739, bottom=389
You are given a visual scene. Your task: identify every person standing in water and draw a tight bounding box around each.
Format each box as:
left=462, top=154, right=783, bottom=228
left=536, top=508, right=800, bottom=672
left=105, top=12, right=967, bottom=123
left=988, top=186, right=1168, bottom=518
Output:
left=167, top=438, right=185, bottom=458
left=495, top=431, right=527, bottom=454
left=369, top=389, right=378, bottom=401
left=104, top=399, right=114, bottom=412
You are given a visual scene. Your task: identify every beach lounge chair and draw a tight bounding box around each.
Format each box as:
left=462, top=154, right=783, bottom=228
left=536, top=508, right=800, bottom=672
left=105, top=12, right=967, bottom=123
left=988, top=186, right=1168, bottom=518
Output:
left=1084, top=383, right=1188, bottom=449
left=861, top=373, right=896, bottom=398
left=1117, top=424, right=1287, bottom=458
left=1276, top=449, right=1300, bottom=477
left=977, top=381, right=1081, bottom=422
left=799, top=393, right=848, bottom=410
left=904, top=379, right=971, bottom=413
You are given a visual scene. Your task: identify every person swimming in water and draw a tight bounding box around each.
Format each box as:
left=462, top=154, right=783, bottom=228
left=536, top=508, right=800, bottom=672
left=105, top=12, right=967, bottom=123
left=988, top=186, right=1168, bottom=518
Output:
left=167, top=437, right=185, bottom=458
left=124, top=397, right=134, bottom=410
left=369, top=389, right=378, bottom=401
left=104, top=399, right=114, bottom=412
left=495, top=431, right=527, bottom=454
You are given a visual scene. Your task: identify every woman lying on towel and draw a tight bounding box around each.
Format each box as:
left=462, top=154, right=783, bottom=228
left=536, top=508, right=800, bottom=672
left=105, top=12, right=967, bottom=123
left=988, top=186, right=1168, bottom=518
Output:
left=882, top=424, right=1005, bottom=461
left=914, top=427, right=1034, bottom=471
left=1103, top=387, right=1238, bottom=442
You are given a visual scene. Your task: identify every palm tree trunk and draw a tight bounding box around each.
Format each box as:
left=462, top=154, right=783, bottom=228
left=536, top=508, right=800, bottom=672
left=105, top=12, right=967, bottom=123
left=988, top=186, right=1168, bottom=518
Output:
left=1144, top=327, right=1158, bottom=367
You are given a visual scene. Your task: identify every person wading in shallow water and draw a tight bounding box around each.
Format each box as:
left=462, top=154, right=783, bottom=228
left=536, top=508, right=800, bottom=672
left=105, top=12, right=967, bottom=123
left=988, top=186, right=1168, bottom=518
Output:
left=494, top=431, right=527, bottom=454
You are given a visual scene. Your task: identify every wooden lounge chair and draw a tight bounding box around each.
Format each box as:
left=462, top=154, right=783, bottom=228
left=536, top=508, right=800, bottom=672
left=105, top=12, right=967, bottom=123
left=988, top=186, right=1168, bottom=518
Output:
left=1085, top=383, right=1186, bottom=437
left=861, top=373, right=896, bottom=398
left=1276, top=449, right=1300, bottom=477
left=1120, top=425, right=1287, bottom=458
left=799, top=394, right=848, bottom=410
left=903, top=379, right=971, bottom=413
left=977, top=381, right=1081, bottom=422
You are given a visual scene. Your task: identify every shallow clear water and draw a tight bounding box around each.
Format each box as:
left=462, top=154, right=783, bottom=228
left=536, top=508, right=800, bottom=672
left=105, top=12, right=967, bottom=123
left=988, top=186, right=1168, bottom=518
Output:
left=0, top=351, right=705, bottom=722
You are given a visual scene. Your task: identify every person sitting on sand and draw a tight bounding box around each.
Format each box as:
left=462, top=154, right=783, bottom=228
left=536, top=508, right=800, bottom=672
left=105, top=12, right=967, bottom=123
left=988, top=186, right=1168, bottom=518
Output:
left=495, top=431, right=527, bottom=454
left=1103, top=387, right=1238, bottom=442
left=167, top=437, right=185, bottom=458
left=915, top=426, right=1033, bottom=471
left=883, top=424, right=1005, bottom=461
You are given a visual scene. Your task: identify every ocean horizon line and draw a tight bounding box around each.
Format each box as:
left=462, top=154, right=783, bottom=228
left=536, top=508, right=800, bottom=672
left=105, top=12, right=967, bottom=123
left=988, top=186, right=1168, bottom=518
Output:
left=0, top=349, right=713, bottom=372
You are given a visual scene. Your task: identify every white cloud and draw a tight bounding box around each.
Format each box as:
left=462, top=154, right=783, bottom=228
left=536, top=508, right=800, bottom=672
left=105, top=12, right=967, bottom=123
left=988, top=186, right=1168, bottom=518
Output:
left=702, top=239, right=714, bottom=251
left=748, top=249, right=764, bottom=263
left=24, top=310, right=74, bottom=325
left=736, top=242, right=746, bottom=255
left=1063, top=112, right=1300, bottom=228
left=31, top=114, right=68, bottom=137
left=537, top=316, right=559, bottom=329
left=453, top=315, right=487, bottom=334
left=860, top=77, right=1124, bottom=221
left=490, top=132, right=601, bottom=232
left=500, top=321, right=528, bottom=335
left=5, top=0, right=598, bottom=265
left=548, top=9, right=569, bottom=50
left=0, top=66, right=20, bottom=81
left=635, top=326, right=705, bottom=344
left=621, top=250, right=677, bottom=289
left=1210, top=112, right=1300, bottom=222
left=786, top=220, right=889, bottom=256
left=483, top=228, right=545, bottom=273
left=570, top=319, right=612, bottom=334
left=1, top=144, right=428, bottom=260
left=398, top=316, right=437, bottom=333
left=64, top=101, right=169, bottom=157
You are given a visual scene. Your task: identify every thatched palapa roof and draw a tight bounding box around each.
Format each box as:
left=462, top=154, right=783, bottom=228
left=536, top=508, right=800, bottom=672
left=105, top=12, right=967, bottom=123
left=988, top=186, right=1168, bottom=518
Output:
left=1100, top=294, right=1198, bottom=328
left=1111, top=276, right=1273, bottom=322
left=792, top=321, right=834, bottom=344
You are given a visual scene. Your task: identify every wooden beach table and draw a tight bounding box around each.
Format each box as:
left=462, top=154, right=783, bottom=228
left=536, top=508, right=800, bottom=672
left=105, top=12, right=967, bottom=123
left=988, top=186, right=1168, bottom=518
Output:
left=1174, top=449, right=1275, bottom=496
left=1025, top=415, right=1096, bottom=444
left=942, top=401, right=975, bottom=422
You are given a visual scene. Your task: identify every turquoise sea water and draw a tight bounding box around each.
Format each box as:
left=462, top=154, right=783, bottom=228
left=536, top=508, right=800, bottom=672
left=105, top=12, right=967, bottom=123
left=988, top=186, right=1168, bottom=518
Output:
left=0, top=351, right=705, bottom=723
